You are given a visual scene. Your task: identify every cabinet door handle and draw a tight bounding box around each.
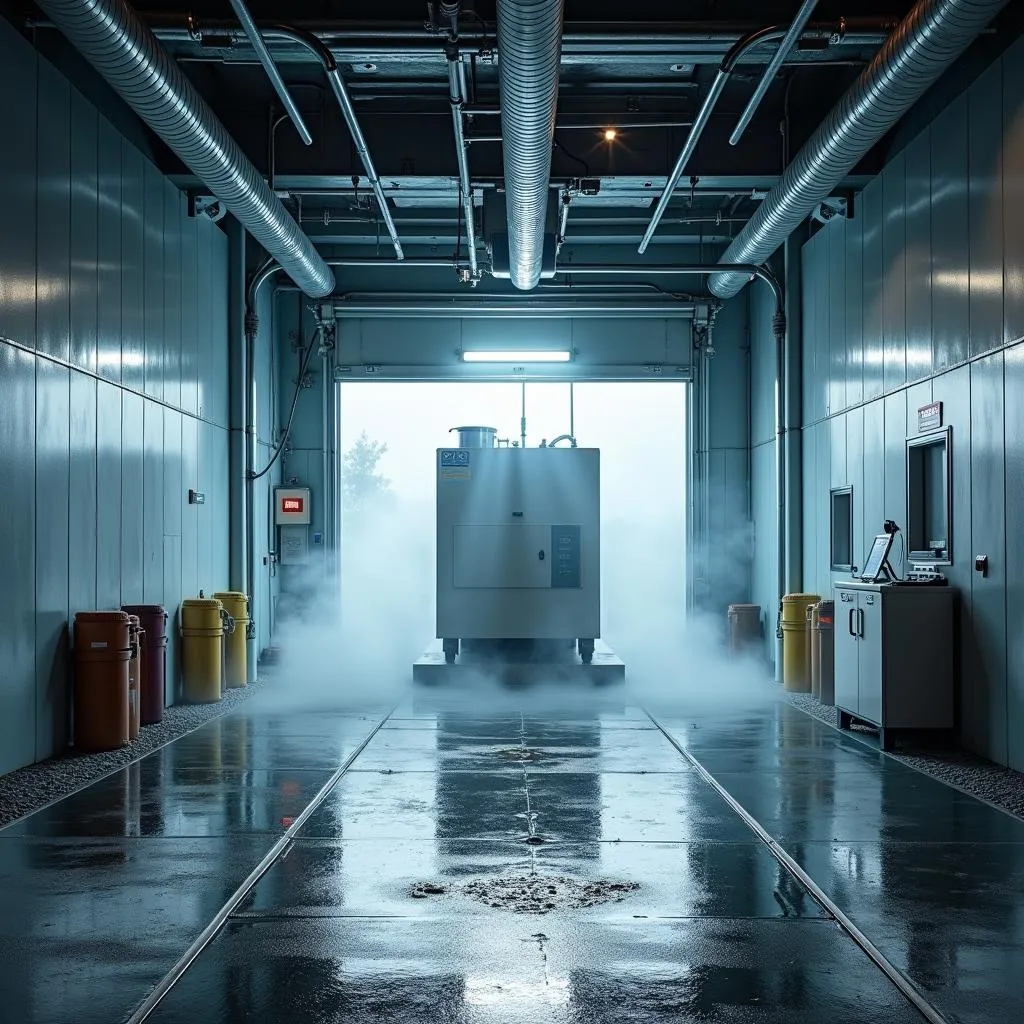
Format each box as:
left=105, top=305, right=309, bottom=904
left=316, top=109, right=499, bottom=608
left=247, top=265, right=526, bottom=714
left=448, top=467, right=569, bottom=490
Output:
left=849, top=608, right=857, bottom=637
left=858, top=608, right=865, bottom=638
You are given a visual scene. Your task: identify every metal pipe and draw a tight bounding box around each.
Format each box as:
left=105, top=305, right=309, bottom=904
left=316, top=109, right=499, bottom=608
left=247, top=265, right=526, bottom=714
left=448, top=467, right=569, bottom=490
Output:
left=556, top=192, right=571, bottom=255
left=272, top=25, right=404, bottom=260
left=447, top=53, right=479, bottom=277
left=495, top=0, right=566, bottom=290
left=639, top=22, right=843, bottom=256
left=521, top=382, right=527, bottom=448
left=32, top=0, right=333, bottom=297
left=228, top=0, right=313, bottom=145
left=709, top=0, right=1011, bottom=298
left=328, top=299, right=698, bottom=318
left=729, top=0, right=821, bottom=146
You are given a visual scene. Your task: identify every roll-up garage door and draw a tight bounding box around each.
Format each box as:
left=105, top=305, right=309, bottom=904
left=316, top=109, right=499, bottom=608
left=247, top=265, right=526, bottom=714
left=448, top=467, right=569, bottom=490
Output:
left=333, top=314, right=694, bottom=382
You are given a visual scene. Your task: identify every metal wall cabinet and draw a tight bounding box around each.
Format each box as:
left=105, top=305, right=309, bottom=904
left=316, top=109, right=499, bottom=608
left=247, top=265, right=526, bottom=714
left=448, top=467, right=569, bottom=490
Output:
left=834, top=582, right=954, bottom=749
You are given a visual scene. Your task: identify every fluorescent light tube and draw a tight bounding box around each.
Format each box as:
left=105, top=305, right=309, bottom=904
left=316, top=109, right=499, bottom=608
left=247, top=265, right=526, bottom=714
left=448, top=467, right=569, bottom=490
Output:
left=462, top=350, right=571, bottom=363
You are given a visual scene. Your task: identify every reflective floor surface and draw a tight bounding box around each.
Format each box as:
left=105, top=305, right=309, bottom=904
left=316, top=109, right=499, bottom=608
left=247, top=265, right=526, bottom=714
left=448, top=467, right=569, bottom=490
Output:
left=0, top=690, right=1022, bottom=1023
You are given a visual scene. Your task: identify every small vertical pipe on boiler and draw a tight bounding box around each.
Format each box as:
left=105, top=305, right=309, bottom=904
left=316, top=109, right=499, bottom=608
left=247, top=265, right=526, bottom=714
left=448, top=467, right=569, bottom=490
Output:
left=521, top=381, right=527, bottom=448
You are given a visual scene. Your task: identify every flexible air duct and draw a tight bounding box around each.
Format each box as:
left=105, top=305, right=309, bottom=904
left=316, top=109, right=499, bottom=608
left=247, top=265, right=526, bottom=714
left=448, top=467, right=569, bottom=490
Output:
left=496, top=0, right=565, bottom=291
left=35, top=0, right=335, bottom=298
left=709, top=0, right=1010, bottom=298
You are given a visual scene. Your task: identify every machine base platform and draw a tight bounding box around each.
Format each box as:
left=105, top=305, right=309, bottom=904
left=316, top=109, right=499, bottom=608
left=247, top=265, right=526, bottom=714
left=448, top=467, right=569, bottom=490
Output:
left=413, top=639, right=625, bottom=686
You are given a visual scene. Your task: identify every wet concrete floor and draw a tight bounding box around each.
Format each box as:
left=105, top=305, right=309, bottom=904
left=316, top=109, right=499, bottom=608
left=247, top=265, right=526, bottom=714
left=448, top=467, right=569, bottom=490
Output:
left=0, top=691, right=1022, bottom=1023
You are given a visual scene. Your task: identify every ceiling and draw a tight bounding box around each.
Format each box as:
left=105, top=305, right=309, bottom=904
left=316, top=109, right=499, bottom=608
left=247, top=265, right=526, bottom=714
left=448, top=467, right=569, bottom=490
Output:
left=14, top=0, right=1021, bottom=283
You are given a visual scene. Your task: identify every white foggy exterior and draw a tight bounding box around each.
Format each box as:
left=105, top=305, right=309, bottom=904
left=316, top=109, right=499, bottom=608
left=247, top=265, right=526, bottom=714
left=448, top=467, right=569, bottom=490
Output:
left=435, top=446, right=601, bottom=642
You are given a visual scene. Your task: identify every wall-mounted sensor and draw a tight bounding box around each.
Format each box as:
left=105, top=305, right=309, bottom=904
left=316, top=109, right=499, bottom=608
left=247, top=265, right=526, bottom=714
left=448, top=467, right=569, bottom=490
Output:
left=975, top=554, right=988, bottom=576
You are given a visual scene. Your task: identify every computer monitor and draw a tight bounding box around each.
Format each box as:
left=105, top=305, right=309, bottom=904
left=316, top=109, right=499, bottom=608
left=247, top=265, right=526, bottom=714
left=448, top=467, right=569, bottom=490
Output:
left=859, top=533, right=895, bottom=583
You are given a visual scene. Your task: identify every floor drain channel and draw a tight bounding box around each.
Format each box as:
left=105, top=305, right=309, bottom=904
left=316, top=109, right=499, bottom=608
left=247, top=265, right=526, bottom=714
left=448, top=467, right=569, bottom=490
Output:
left=410, top=876, right=639, bottom=914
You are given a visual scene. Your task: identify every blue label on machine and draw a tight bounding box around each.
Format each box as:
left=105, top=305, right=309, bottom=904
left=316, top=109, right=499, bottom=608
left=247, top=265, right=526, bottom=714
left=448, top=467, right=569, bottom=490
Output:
left=551, top=525, right=581, bottom=588
left=439, top=449, right=470, bottom=468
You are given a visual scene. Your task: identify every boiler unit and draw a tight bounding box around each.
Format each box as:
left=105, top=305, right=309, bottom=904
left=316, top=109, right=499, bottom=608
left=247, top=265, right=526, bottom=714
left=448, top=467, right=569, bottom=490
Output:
left=434, top=425, right=601, bottom=665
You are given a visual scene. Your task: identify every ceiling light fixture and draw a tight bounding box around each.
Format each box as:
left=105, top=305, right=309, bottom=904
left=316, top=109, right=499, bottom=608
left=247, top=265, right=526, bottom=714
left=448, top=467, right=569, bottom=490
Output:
left=462, top=350, right=572, bottom=363
left=603, top=128, right=617, bottom=142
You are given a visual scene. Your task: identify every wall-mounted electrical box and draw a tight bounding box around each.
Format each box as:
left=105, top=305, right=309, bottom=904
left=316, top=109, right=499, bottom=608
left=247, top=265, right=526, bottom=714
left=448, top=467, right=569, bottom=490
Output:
left=275, top=487, right=311, bottom=565
left=907, top=428, right=951, bottom=563
left=830, top=486, right=853, bottom=571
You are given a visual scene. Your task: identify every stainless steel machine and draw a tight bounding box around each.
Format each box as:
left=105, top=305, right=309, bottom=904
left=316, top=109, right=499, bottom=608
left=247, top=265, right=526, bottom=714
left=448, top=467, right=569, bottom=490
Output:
left=414, top=424, right=623, bottom=683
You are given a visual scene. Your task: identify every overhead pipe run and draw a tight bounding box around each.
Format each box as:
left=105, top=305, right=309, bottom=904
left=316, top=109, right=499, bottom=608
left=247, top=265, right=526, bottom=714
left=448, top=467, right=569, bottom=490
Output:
left=495, top=0, right=566, bottom=290
left=447, top=51, right=480, bottom=279
left=227, top=0, right=313, bottom=146
left=637, top=19, right=885, bottom=255
left=729, top=0, right=821, bottom=146
left=272, top=25, right=404, bottom=260
left=32, top=0, right=333, bottom=298
left=709, top=0, right=1012, bottom=298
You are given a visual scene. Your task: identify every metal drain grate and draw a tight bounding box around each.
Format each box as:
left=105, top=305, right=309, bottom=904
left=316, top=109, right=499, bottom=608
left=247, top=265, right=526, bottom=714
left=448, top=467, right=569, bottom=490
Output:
left=460, top=875, right=639, bottom=914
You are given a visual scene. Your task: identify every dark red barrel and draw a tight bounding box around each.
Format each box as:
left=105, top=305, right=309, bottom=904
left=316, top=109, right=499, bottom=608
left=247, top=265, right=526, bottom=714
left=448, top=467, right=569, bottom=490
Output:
left=122, top=604, right=168, bottom=725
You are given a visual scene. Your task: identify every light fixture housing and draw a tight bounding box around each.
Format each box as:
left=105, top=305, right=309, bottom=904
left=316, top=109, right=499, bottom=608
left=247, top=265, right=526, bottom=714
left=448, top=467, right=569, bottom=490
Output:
left=603, top=128, right=617, bottom=142
left=462, top=350, right=572, bottom=363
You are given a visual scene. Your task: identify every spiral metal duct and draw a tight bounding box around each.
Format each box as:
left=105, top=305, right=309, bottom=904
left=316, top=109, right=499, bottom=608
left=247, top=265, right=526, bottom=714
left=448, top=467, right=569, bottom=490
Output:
left=496, top=0, right=565, bottom=291
left=35, top=0, right=335, bottom=298
left=709, top=0, right=1010, bottom=299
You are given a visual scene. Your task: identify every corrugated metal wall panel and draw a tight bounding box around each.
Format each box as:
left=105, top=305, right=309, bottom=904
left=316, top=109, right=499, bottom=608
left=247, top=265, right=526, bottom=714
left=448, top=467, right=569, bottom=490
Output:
left=36, top=62, right=70, bottom=364
left=802, top=425, right=817, bottom=588
left=120, top=391, right=145, bottom=606
left=845, top=210, right=864, bottom=408
left=120, top=142, right=145, bottom=396
left=68, top=375, right=98, bottom=619
left=846, top=406, right=864, bottom=568
left=35, top=360, right=71, bottom=761
left=196, top=221, right=212, bottom=420
left=180, top=416, right=199, bottom=603
left=180, top=217, right=199, bottom=417
left=1005, top=44, right=1024, bottom=347
left=0, top=345, right=37, bottom=775
left=828, top=222, right=846, bottom=414
left=1004, top=341, right=1024, bottom=770
left=968, top=62, right=1005, bottom=358
left=144, top=161, right=165, bottom=404
left=966, top=353, right=1006, bottom=762
left=815, top=421, right=830, bottom=595
left=143, top=401, right=164, bottom=605
left=862, top=401, right=884, bottom=566
left=208, top=230, right=230, bottom=429
left=163, top=183, right=183, bottom=410
left=70, top=91, right=98, bottom=375
left=930, top=94, right=970, bottom=372
left=96, top=117, right=122, bottom=385
left=95, top=380, right=122, bottom=608
left=0, top=20, right=37, bottom=348
left=861, top=178, right=885, bottom=402
left=904, top=129, right=933, bottom=383
left=882, top=152, right=907, bottom=394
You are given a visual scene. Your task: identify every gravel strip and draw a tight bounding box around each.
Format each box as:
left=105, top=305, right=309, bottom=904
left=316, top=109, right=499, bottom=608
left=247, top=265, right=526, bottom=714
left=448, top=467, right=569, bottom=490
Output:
left=0, top=680, right=266, bottom=831
left=787, top=692, right=1024, bottom=820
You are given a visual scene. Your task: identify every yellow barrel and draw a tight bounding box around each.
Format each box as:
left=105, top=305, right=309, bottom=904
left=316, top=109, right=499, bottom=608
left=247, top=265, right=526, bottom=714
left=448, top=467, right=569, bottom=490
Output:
left=213, top=591, right=249, bottom=688
left=780, top=593, right=820, bottom=692
left=181, top=598, right=223, bottom=703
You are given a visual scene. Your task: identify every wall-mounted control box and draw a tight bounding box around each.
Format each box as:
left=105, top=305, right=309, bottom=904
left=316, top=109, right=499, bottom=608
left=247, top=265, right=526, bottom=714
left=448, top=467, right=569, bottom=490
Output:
left=274, top=487, right=312, bottom=564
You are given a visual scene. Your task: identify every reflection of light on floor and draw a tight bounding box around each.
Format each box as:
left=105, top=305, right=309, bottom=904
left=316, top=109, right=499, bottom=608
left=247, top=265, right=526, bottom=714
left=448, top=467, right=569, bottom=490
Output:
left=464, top=976, right=571, bottom=1007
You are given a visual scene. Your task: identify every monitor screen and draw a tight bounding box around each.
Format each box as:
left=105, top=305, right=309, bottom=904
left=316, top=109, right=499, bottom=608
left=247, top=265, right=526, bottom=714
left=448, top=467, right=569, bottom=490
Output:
left=860, top=534, right=894, bottom=582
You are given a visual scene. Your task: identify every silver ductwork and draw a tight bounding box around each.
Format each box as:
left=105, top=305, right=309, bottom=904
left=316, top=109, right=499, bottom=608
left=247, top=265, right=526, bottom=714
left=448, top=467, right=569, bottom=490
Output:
left=709, top=0, right=1010, bottom=299
left=496, top=0, right=565, bottom=291
left=35, top=0, right=335, bottom=298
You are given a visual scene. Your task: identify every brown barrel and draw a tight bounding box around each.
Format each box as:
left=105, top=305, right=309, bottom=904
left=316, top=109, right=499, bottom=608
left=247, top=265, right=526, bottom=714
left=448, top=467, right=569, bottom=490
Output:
left=73, top=611, right=131, bottom=752
left=123, top=604, right=168, bottom=724
left=727, top=604, right=762, bottom=654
